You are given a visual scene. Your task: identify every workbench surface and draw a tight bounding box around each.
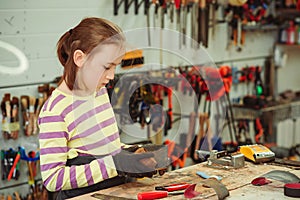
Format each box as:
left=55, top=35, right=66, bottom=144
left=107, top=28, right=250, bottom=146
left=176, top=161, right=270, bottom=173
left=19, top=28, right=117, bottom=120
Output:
left=69, top=162, right=300, bottom=200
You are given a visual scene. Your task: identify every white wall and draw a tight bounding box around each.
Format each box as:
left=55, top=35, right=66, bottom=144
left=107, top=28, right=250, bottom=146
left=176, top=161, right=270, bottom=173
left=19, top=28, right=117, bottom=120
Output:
left=0, top=0, right=299, bottom=196
left=0, top=0, right=278, bottom=88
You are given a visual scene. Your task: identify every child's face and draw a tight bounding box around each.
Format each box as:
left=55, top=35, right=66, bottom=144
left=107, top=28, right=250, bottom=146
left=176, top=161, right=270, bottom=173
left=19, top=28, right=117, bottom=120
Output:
left=77, top=44, right=124, bottom=93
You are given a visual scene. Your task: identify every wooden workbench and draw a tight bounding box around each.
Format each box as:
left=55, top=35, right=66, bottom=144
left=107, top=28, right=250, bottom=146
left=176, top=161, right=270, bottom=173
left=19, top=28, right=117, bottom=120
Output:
left=69, top=162, right=300, bottom=200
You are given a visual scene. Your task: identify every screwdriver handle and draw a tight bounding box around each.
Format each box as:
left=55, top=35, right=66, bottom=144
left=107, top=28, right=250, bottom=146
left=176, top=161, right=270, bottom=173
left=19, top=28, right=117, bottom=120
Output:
left=137, top=191, right=168, bottom=200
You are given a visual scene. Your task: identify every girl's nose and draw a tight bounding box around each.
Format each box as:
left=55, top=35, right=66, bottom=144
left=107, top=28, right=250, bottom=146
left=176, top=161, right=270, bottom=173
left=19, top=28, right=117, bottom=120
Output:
left=106, top=68, right=115, bottom=80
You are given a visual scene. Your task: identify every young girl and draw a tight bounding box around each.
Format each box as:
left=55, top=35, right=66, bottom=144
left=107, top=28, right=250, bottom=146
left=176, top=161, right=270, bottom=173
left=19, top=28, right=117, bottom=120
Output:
left=38, top=17, right=156, bottom=199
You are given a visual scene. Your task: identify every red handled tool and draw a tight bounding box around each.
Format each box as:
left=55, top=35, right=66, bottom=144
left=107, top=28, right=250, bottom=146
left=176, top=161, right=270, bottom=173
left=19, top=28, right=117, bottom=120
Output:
left=138, top=183, right=191, bottom=199
left=137, top=190, right=184, bottom=200
left=7, top=152, right=20, bottom=181
left=155, top=183, right=191, bottom=191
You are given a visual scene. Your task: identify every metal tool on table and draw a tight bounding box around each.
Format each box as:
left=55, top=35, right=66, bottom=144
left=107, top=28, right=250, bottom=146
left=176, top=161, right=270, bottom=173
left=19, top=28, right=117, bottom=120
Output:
left=238, top=144, right=275, bottom=163
left=196, top=149, right=245, bottom=169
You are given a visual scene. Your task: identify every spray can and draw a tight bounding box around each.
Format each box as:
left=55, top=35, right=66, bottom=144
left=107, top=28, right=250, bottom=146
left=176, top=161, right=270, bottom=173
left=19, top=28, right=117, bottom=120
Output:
left=286, top=20, right=295, bottom=45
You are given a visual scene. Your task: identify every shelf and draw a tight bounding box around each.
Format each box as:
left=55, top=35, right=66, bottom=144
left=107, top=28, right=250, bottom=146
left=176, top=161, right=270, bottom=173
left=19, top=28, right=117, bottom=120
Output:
left=275, top=43, right=300, bottom=52
left=242, top=24, right=278, bottom=32
left=276, top=9, right=300, bottom=20
left=232, top=100, right=300, bottom=123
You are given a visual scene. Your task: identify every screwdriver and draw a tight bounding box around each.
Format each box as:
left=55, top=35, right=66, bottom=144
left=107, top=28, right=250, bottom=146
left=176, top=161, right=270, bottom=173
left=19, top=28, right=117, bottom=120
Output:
left=155, top=183, right=191, bottom=191
left=137, top=190, right=184, bottom=200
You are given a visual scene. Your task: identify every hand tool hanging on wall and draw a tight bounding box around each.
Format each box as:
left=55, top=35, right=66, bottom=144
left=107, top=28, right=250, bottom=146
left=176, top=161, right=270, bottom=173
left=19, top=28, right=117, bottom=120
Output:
left=252, top=65, right=266, bottom=143
left=27, top=151, right=37, bottom=186
left=182, top=0, right=188, bottom=46
left=254, top=117, right=264, bottom=143
left=198, top=0, right=207, bottom=47
left=214, top=96, right=224, bottom=146
left=7, top=151, right=20, bottom=181
left=254, top=66, right=264, bottom=97
left=1, top=150, right=6, bottom=180
left=210, top=0, right=216, bottom=38
left=1, top=94, right=11, bottom=139
left=159, top=0, right=167, bottom=29
left=153, top=0, right=159, bottom=27
left=164, top=84, right=173, bottom=136
left=190, top=76, right=223, bottom=163
left=113, top=0, right=122, bottom=15
left=191, top=112, right=213, bottom=162
left=186, top=112, right=197, bottom=155
left=186, top=66, right=202, bottom=111
left=114, top=0, right=152, bottom=17
left=27, top=96, right=36, bottom=136
left=129, top=87, right=141, bottom=123
left=1, top=94, right=20, bottom=140
left=11, top=97, right=19, bottom=139
left=145, top=0, right=151, bottom=46
left=179, top=67, right=187, bottom=94
left=190, top=0, right=197, bottom=48
left=1, top=148, right=21, bottom=181
left=139, top=85, right=154, bottom=129
left=237, top=119, right=252, bottom=144
left=236, top=15, right=243, bottom=51
left=219, top=66, right=238, bottom=145
left=175, top=0, right=182, bottom=47
left=168, top=0, right=174, bottom=23
left=231, top=6, right=245, bottom=51
left=243, top=0, right=268, bottom=24
left=20, top=95, right=30, bottom=136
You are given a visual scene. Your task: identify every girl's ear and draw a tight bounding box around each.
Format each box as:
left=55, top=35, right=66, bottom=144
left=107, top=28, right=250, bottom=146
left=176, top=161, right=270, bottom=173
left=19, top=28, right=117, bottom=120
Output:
left=73, top=50, right=86, bottom=68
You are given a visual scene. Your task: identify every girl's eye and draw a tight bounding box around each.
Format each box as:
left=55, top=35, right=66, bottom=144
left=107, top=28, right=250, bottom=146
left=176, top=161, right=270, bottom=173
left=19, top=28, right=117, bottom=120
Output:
left=103, top=65, right=110, bottom=70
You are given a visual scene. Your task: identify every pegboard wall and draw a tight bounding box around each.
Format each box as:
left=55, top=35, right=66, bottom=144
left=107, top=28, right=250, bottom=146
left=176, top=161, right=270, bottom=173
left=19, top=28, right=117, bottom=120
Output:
left=0, top=0, right=299, bottom=197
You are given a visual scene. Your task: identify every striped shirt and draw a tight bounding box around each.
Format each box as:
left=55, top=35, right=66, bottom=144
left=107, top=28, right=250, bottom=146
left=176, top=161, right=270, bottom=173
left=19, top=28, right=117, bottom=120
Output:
left=38, top=87, right=122, bottom=192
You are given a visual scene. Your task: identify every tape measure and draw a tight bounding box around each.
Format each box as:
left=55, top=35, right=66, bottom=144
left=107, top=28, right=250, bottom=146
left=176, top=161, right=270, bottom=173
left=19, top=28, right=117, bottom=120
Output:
left=238, top=144, right=275, bottom=163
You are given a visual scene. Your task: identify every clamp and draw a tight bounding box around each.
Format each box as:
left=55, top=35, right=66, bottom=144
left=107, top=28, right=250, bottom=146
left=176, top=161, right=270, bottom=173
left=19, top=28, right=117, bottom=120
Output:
left=197, top=150, right=245, bottom=169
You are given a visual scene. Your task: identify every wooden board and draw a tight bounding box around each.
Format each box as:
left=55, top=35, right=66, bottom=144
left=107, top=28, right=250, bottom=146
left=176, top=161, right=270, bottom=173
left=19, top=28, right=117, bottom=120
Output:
left=69, top=162, right=300, bottom=200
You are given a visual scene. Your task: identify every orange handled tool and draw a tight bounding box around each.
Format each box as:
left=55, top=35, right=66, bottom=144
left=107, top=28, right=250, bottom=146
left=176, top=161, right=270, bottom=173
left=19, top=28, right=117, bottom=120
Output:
left=7, top=152, right=20, bottom=181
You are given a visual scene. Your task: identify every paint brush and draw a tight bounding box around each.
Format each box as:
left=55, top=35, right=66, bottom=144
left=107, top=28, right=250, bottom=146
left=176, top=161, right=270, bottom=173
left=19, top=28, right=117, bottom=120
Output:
left=3, top=94, right=11, bottom=139
left=1, top=97, right=8, bottom=139
left=28, top=96, right=36, bottom=135
left=20, top=95, right=30, bottom=136
left=11, top=97, right=19, bottom=139
left=34, top=85, right=47, bottom=134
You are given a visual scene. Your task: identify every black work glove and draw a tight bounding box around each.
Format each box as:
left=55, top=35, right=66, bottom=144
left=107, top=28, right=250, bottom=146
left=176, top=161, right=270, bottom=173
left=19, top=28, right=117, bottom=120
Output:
left=112, top=149, right=157, bottom=178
